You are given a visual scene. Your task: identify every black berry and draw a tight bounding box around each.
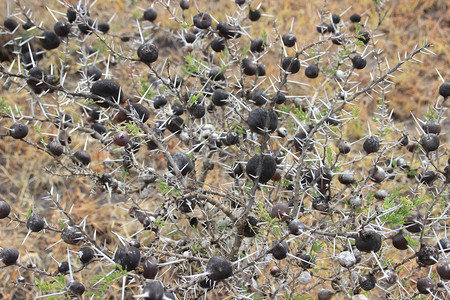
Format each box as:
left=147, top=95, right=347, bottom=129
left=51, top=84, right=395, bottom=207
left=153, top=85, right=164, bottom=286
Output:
left=113, top=246, right=141, bottom=271
left=80, top=247, right=94, bottom=264
left=87, top=66, right=102, bottom=81
left=355, top=231, right=382, bottom=253
left=212, top=89, right=228, bottom=106
left=193, top=12, right=212, bottom=29
left=246, top=154, right=277, bottom=183
left=305, top=64, right=319, bottom=78
left=247, top=108, right=278, bottom=134
left=206, top=256, right=233, bottom=281
left=352, top=55, right=367, bottom=69
left=27, top=214, right=44, bottom=232
left=74, top=150, right=91, bottom=166
left=282, top=57, right=301, bottom=74
left=137, top=43, right=159, bottom=64
left=420, top=134, right=440, bottom=152
left=363, top=136, right=380, bottom=154
left=350, top=14, right=361, bottom=23
left=54, top=21, right=71, bottom=37
left=153, top=95, right=167, bottom=109
left=1, top=248, right=19, bottom=266
left=91, top=80, right=124, bottom=107
left=10, top=122, right=29, bottom=139
left=271, top=241, right=289, bottom=260
left=417, top=244, right=439, bottom=266
left=143, top=8, right=157, bottom=22
left=168, top=152, right=194, bottom=176
left=248, top=8, right=261, bottom=21
left=282, top=33, right=296, bottom=47
left=417, top=277, right=434, bottom=294
left=439, top=82, right=450, bottom=98
left=0, top=201, right=11, bottom=219
left=211, top=37, right=226, bottom=52
left=270, top=202, right=290, bottom=221
left=359, top=274, right=376, bottom=291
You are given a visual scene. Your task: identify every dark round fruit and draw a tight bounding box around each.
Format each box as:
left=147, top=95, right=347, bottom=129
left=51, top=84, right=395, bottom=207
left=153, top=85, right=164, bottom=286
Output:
left=61, top=226, right=83, bottom=245
left=67, top=282, right=85, bottom=296
left=193, top=12, right=211, bottom=29
left=242, top=216, right=259, bottom=237
left=184, top=32, right=196, bottom=43
left=332, top=14, right=341, bottom=24
left=419, top=170, right=436, bottom=184
left=178, top=198, right=197, bottom=213
left=438, top=238, right=450, bottom=253
left=229, top=162, right=243, bottom=178
left=223, top=131, right=239, bottom=146
left=437, top=259, right=450, bottom=280
left=246, top=154, right=277, bottom=184
left=338, top=171, right=355, bottom=185
left=80, top=247, right=94, bottom=264
left=4, top=18, right=19, bottom=31
left=352, top=55, right=367, bottom=69
left=212, top=89, right=228, bottom=106
left=355, top=231, right=382, bottom=253
left=338, top=141, right=351, bottom=154
left=407, top=142, right=418, bottom=152
left=399, top=135, right=409, bottom=146
left=58, top=262, right=69, bottom=274
left=168, top=152, right=194, bottom=176
left=78, top=17, right=95, bottom=35
left=257, top=63, right=266, bottom=76
left=113, top=246, right=140, bottom=271
left=137, top=43, right=159, bottom=64
left=374, top=190, right=388, bottom=201
left=206, top=256, right=233, bottom=281
left=91, top=80, right=124, bottom=107
left=270, top=266, right=281, bottom=277
left=392, top=231, right=408, bottom=250
left=209, top=66, right=225, bottom=81
left=126, top=103, right=150, bottom=123
left=153, top=95, right=167, bottom=109
left=282, top=33, right=296, bottom=47
left=242, top=58, right=257, bottom=76
left=250, top=38, right=264, bottom=53
left=250, top=89, right=268, bottom=106
left=359, top=274, right=376, bottom=291
left=288, top=219, right=305, bottom=235
left=74, top=150, right=91, bottom=166
left=331, top=33, right=344, bottom=45
left=172, top=102, right=184, bottom=115
left=350, top=14, right=361, bottom=23
left=417, top=277, right=434, bottom=294
left=96, top=22, right=109, bottom=34
left=293, top=128, right=311, bottom=151
left=417, top=245, right=439, bottom=266
left=270, top=202, right=290, bottom=221
left=27, top=214, right=44, bottom=232
left=23, top=21, right=33, bottom=30
left=247, top=108, right=278, bottom=134
left=190, top=103, right=205, bottom=118
left=142, top=257, right=159, bottom=279
left=274, top=91, right=286, bottom=104
left=58, top=130, right=71, bottom=146
left=305, top=64, right=319, bottom=78
left=316, top=23, right=328, bottom=34
left=27, top=66, right=45, bottom=93
left=0, top=201, right=11, bottom=219
left=10, top=122, right=29, bottom=139
left=248, top=8, right=261, bottom=21
left=282, top=57, right=301, bottom=74
left=422, top=121, right=441, bottom=134
left=439, top=82, right=450, bottom=98
left=357, top=30, right=370, bottom=44
left=143, top=8, right=157, bottom=22
left=67, top=4, right=88, bottom=23
left=271, top=241, right=289, bottom=260
left=318, top=289, right=334, bottom=300
left=1, top=248, right=19, bottom=266
left=180, top=0, right=190, bottom=10
left=142, top=280, right=164, bottom=300
left=91, top=124, right=107, bottom=136
left=166, top=115, right=184, bottom=133
left=217, top=22, right=240, bottom=39
left=369, top=166, right=386, bottom=183
left=312, top=196, right=329, bottom=212
left=405, top=210, right=424, bottom=233
left=211, top=36, right=226, bottom=52
left=363, top=136, right=380, bottom=154
left=420, top=134, right=440, bottom=152
left=113, top=131, right=130, bottom=147
left=87, top=66, right=102, bottom=81
left=54, top=21, right=71, bottom=37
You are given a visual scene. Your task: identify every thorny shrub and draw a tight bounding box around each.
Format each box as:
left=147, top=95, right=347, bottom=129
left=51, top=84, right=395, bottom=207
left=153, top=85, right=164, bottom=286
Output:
left=0, top=0, right=449, bottom=299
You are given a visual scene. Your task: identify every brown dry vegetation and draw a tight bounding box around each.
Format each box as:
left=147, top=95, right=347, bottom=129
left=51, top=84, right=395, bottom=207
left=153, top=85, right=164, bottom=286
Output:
left=0, top=0, right=449, bottom=299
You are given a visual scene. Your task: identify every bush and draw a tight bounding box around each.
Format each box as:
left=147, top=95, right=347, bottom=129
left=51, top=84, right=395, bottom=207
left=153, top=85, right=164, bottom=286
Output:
left=0, top=0, right=448, bottom=299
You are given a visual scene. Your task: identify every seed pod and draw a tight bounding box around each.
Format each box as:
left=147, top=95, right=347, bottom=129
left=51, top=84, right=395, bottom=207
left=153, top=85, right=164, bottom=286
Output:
left=419, top=170, right=436, bottom=184
left=288, top=219, right=305, bottom=235
left=417, top=277, right=434, bottom=294
left=142, top=257, right=159, bottom=279
left=61, top=226, right=84, bottom=245
left=58, top=261, right=69, bottom=274
left=242, top=58, right=257, bottom=76
left=404, top=210, right=424, bottom=233
left=274, top=91, right=286, bottom=104
left=369, top=166, right=386, bottom=183
left=78, top=17, right=95, bottom=35
left=67, top=282, right=86, bottom=296
left=339, top=141, right=351, bottom=154
left=250, top=38, right=264, bottom=53
left=352, top=55, right=367, bottom=69
left=222, top=131, right=239, bottom=146
left=316, top=23, right=328, bottom=34
left=420, top=134, right=440, bottom=152
left=271, top=241, right=289, bottom=260
left=0, top=200, right=11, bottom=219
left=168, top=152, right=194, bottom=176
left=27, top=214, right=44, bottom=232
left=338, top=171, right=355, bottom=185
left=437, top=238, right=450, bottom=253
left=229, top=162, right=243, bottom=179
left=282, top=33, right=296, bottom=47
left=41, top=31, right=60, bottom=50
left=166, top=115, right=184, bottom=133
left=439, top=82, right=449, bottom=98
left=4, top=18, right=18, bottom=31
left=193, top=12, right=211, bottom=29
left=217, top=22, right=240, bottom=39
left=113, top=246, right=141, bottom=271
left=359, top=274, right=376, bottom=291
left=248, top=8, right=261, bottom=21
left=153, top=95, right=167, bottom=109
left=422, top=121, right=441, bottom=135
left=96, top=22, right=109, bottom=33
left=178, top=198, right=197, bottom=213
left=10, top=122, right=29, bottom=139
left=80, top=247, right=94, bottom=264
left=172, top=102, right=184, bottom=115
left=87, top=66, right=102, bottom=81
left=242, top=216, right=259, bottom=237
left=209, top=66, right=225, bottom=81
left=74, top=150, right=91, bottom=166
left=206, top=256, right=233, bottom=281
left=363, top=136, right=380, bottom=154
left=247, top=108, right=278, bottom=134
left=143, top=8, right=157, bottom=22
left=282, top=57, right=300, bottom=74
left=305, top=64, right=319, bottom=78
left=332, top=14, right=341, bottom=24
left=91, top=80, right=124, bottom=107
left=1, top=248, right=19, bottom=266
left=374, top=189, right=388, bottom=201
left=350, top=14, right=361, bottom=23
left=180, top=0, right=190, bottom=10
left=355, top=231, right=382, bottom=253
left=270, top=202, right=290, bottom=221
left=312, top=196, right=329, bottom=212
left=211, top=36, right=226, bottom=52
left=417, top=245, right=439, bottom=266
left=246, top=154, right=277, bottom=184
left=270, top=266, right=281, bottom=277
left=357, top=30, right=370, bottom=44
left=54, top=21, right=71, bottom=37
left=437, top=259, right=450, bottom=280
left=137, top=43, right=159, bottom=64
left=250, top=89, right=268, bottom=106
left=337, top=251, right=356, bottom=268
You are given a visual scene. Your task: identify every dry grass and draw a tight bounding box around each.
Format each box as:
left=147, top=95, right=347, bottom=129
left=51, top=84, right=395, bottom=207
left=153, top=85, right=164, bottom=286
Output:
left=0, top=0, right=448, bottom=299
